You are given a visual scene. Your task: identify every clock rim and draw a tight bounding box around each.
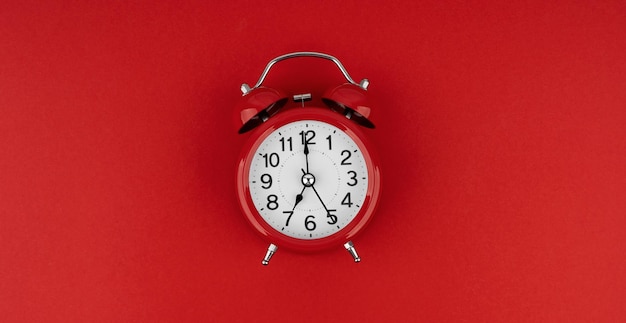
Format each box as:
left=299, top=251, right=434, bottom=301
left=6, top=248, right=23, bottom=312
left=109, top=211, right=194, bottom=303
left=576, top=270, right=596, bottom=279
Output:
left=236, top=107, right=382, bottom=252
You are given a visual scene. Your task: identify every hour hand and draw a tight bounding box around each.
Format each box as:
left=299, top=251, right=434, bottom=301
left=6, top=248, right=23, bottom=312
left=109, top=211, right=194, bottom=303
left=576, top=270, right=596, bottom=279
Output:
left=284, top=187, right=305, bottom=227
left=294, top=191, right=303, bottom=207
left=292, top=185, right=306, bottom=209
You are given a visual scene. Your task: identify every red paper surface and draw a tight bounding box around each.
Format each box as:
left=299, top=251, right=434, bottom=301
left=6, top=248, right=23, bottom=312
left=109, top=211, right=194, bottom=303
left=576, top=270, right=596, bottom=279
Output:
left=1, top=1, right=625, bottom=322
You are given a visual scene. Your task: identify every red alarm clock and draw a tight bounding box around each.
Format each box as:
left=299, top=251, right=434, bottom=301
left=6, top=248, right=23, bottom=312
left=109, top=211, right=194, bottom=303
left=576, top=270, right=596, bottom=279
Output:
left=234, top=52, right=381, bottom=265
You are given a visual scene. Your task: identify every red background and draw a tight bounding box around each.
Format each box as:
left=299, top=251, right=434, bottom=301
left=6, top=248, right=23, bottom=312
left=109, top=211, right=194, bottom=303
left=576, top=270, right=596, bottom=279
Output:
left=1, top=1, right=625, bottom=322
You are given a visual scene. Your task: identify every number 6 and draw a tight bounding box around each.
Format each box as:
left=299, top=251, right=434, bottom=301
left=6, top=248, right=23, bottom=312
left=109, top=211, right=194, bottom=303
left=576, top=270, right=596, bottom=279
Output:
left=305, top=215, right=316, bottom=231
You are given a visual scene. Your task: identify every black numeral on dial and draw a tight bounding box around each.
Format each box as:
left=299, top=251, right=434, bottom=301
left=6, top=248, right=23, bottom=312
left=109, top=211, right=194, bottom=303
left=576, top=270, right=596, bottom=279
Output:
left=267, top=194, right=279, bottom=210
left=262, top=153, right=279, bottom=167
left=326, top=209, right=337, bottom=224
left=282, top=211, right=293, bottom=226
left=279, top=137, right=292, bottom=151
left=305, top=215, right=316, bottom=231
left=300, top=130, right=316, bottom=145
left=260, top=174, right=272, bottom=189
left=341, top=192, right=353, bottom=207
left=347, top=171, right=358, bottom=186
left=341, top=150, right=352, bottom=165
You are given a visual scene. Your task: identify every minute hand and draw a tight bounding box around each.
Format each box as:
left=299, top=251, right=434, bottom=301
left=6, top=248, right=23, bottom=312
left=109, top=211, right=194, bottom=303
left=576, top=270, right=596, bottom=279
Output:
left=303, top=140, right=310, bottom=173
left=310, top=185, right=338, bottom=225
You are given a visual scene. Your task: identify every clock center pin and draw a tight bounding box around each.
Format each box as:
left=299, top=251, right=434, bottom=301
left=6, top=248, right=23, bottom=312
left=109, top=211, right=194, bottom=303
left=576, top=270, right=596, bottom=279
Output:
left=301, top=173, right=315, bottom=187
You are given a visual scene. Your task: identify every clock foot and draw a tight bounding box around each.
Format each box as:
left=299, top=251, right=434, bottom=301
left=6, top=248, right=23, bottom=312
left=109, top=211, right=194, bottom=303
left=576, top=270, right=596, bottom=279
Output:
left=261, top=243, right=278, bottom=266
left=344, top=241, right=361, bottom=263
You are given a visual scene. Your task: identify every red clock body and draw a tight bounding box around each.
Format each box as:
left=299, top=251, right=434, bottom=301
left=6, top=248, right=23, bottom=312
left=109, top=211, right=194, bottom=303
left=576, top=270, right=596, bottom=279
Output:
left=234, top=52, right=380, bottom=264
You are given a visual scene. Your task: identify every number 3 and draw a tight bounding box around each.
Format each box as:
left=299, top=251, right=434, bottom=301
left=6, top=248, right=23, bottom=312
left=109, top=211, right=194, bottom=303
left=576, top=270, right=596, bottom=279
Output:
left=347, top=171, right=358, bottom=186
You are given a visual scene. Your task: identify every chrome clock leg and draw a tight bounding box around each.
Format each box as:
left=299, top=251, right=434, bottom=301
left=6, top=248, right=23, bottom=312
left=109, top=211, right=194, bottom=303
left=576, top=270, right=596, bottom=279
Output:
left=261, top=243, right=278, bottom=266
left=344, top=241, right=361, bottom=263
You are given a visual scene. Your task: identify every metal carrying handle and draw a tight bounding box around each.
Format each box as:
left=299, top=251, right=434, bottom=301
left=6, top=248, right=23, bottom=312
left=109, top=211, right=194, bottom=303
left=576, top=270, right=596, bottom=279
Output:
left=241, top=52, right=369, bottom=95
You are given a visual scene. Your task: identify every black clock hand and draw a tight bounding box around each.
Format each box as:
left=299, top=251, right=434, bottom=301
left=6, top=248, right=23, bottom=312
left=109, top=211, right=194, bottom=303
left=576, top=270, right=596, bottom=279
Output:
left=310, top=185, right=328, bottom=212
left=293, top=186, right=305, bottom=208
left=303, top=140, right=310, bottom=174
left=310, top=185, right=338, bottom=225
left=284, top=186, right=306, bottom=227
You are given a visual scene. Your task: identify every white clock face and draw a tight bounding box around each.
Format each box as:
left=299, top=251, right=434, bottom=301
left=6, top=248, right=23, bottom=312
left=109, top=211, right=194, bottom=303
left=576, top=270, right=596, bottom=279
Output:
left=248, top=120, right=369, bottom=239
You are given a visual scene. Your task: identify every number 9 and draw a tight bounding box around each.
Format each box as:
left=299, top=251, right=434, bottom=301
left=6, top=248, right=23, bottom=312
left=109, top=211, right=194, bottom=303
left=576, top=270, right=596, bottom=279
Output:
left=260, top=173, right=272, bottom=189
